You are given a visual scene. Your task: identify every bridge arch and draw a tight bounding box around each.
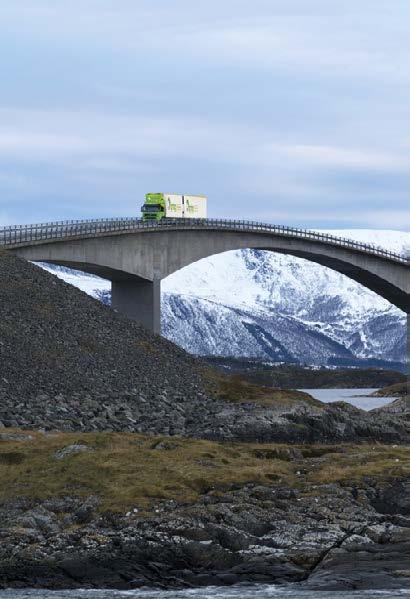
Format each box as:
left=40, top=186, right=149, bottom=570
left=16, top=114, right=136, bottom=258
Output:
left=150, top=229, right=408, bottom=311
left=2, top=218, right=408, bottom=333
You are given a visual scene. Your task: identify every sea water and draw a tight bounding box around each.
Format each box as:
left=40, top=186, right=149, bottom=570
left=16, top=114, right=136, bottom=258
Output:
left=298, top=388, right=397, bottom=411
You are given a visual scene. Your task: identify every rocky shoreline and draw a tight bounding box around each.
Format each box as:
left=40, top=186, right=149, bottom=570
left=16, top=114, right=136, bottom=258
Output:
left=1, top=389, right=409, bottom=444
left=0, top=430, right=409, bottom=591
left=1, top=476, right=409, bottom=591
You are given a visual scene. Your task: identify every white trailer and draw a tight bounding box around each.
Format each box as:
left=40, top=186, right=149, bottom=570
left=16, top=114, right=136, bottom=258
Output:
left=163, top=194, right=207, bottom=218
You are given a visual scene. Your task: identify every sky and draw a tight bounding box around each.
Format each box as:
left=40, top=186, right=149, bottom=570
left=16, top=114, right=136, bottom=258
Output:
left=0, top=1, right=409, bottom=229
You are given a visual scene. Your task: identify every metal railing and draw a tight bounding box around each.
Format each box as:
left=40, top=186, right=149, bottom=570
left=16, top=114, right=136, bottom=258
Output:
left=0, top=217, right=407, bottom=264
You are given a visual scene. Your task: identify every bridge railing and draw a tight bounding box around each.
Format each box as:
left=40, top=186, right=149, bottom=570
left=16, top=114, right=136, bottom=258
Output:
left=0, top=217, right=407, bottom=264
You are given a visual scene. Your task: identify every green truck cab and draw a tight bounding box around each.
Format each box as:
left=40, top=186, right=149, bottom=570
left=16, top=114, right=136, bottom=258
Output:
left=141, top=193, right=165, bottom=221
left=141, top=193, right=207, bottom=221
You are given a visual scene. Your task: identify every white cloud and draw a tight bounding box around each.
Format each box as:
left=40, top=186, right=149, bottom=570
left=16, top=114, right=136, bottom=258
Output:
left=255, top=209, right=410, bottom=231
left=2, top=2, right=409, bottom=81
left=0, top=131, right=90, bottom=155
left=178, top=18, right=410, bottom=81
left=0, top=211, right=16, bottom=226
left=356, top=210, right=410, bottom=231
left=0, top=108, right=255, bottom=164
left=1, top=108, right=410, bottom=176
left=271, top=144, right=410, bottom=171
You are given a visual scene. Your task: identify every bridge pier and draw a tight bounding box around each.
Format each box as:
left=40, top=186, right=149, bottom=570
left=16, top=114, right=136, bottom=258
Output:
left=111, top=277, right=161, bottom=335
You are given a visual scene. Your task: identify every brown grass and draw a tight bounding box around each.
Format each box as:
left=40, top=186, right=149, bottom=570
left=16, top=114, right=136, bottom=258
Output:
left=372, top=382, right=407, bottom=397
left=1, top=431, right=408, bottom=513
left=205, top=370, right=323, bottom=409
left=309, top=445, right=410, bottom=484
left=0, top=431, right=295, bottom=512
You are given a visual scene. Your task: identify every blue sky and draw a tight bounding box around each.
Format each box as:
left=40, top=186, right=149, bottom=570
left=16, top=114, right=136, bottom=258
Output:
left=0, top=1, right=409, bottom=229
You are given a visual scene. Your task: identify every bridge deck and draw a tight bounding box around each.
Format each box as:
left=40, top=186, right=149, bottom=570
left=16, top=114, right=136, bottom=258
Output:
left=0, top=218, right=407, bottom=264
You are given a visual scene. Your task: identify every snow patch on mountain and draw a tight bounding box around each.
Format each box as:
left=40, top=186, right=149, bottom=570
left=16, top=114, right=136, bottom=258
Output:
left=39, top=264, right=109, bottom=297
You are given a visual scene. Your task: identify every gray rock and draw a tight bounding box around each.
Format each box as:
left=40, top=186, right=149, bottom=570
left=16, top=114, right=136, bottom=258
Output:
left=53, top=444, right=93, bottom=460
left=1, top=478, right=409, bottom=590
left=17, top=508, right=59, bottom=535
left=0, top=433, right=33, bottom=442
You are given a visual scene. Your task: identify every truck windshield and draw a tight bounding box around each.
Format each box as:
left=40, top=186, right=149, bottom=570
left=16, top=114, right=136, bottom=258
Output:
left=142, top=204, right=161, bottom=212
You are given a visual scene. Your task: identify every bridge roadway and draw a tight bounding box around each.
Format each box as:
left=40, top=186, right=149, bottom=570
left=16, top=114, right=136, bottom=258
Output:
left=0, top=218, right=408, bottom=336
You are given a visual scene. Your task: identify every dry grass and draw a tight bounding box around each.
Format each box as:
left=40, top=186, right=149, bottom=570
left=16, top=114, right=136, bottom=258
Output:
left=372, top=382, right=407, bottom=397
left=205, top=371, right=323, bottom=409
left=1, top=431, right=408, bottom=513
left=309, top=445, right=410, bottom=485
left=0, top=431, right=295, bottom=512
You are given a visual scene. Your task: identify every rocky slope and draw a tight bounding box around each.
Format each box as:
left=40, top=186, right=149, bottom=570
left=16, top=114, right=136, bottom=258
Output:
left=0, top=251, right=408, bottom=444
left=41, top=229, right=409, bottom=367
left=0, top=250, right=210, bottom=405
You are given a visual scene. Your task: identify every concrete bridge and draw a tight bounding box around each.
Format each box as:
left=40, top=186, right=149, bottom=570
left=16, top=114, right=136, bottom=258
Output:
left=0, top=218, right=408, bottom=335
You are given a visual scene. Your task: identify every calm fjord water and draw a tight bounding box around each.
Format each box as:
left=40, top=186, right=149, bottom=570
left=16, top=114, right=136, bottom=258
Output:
left=299, top=388, right=396, bottom=410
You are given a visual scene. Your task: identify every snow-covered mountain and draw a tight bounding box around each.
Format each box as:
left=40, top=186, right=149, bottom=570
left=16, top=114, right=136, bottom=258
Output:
left=38, top=229, right=409, bottom=367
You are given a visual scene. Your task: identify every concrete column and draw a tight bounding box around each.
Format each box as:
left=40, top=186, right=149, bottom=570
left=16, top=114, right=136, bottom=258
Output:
left=111, top=277, right=161, bottom=335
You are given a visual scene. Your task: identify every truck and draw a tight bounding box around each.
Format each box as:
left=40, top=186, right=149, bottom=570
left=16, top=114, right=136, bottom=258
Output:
left=141, top=193, right=207, bottom=221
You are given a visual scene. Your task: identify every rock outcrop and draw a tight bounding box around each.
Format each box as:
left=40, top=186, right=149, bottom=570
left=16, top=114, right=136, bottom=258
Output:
left=1, top=479, right=409, bottom=590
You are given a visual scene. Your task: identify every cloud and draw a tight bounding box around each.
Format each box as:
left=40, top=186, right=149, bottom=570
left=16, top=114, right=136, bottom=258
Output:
left=0, top=213, right=15, bottom=227
left=254, top=209, right=410, bottom=231
left=2, top=2, right=409, bottom=81
left=1, top=108, right=409, bottom=174
left=355, top=210, right=410, bottom=231
left=0, top=107, right=409, bottom=231
left=0, top=2, right=409, bottom=229
left=0, top=131, right=90, bottom=155
left=270, top=144, right=410, bottom=171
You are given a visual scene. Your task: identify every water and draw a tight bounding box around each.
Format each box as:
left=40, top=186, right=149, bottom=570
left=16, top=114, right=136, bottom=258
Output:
left=299, top=388, right=396, bottom=411
left=1, top=588, right=410, bottom=599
